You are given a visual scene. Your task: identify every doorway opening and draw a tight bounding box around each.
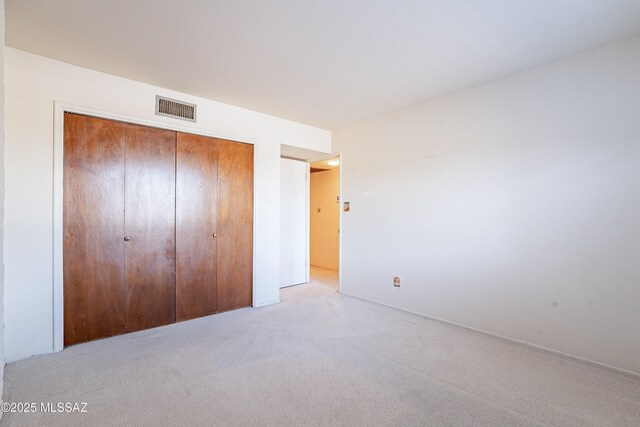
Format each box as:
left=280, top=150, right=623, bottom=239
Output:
left=308, top=157, right=340, bottom=291
left=279, top=149, right=341, bottom=293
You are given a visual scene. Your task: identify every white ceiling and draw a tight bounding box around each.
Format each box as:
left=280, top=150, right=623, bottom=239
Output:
left=310, top=158, right=340, bottom=172
left=6, top=1, right=640, bottom=130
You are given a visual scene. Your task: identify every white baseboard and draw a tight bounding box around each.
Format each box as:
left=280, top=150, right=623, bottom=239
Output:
left=339, top=291, right=640, bottom=380
left=253, top=298, right=280, bottom=308
left=6, top=349, right=56, bottom=364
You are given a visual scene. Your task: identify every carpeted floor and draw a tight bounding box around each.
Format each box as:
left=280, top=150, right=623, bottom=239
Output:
left=309, top=266, right=339, bottom=291
left=2, top=270, right=639, bottom=426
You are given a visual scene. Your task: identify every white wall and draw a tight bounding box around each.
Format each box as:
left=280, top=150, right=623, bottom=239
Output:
left=310, top=168, right=340, bottom=270
left=3, top=48, right=330, bottom=361
left=334, top=35, right=640, bottom=375
left=0, top=0, right=6, bottom=409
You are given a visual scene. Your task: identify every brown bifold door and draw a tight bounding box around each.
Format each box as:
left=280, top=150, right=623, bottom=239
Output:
left=176, top=133, right=219, bottom=321
left=64, top=114, right=177, bottom=346
left=217, top=139, right=254, bottom=312
left=64, top=113, right=253, bottom=345
left=124, top=124, right=176, bottom=332
left=63, top=113, right=126, bottom=346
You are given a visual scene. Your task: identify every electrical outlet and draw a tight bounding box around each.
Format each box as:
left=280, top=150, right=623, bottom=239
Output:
left=393, top=276, right=400, bottom=287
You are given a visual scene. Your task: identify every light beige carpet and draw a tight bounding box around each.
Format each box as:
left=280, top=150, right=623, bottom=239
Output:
left=310, top=266, right=339, bottom=290
left=2, top=273, right=639, bottom=426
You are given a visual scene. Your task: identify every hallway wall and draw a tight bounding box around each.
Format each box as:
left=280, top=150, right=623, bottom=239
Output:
left=310, top=168, right=340, bottom=270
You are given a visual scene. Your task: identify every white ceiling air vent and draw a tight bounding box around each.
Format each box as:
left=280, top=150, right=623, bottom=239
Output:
left=155, top=95, right=197, bottom=122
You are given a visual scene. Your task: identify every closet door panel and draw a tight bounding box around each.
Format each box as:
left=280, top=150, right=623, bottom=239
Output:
left=217, top=140, right=254, bottom=312
left=63, top=113, right=126, bottom=346
left=176, top=133, right=219, bottom=321
left=124, top=125, right=176, bottom=332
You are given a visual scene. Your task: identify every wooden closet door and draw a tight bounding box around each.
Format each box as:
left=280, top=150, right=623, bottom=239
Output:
left=217, top=139, right=254, bottom=312
left=63, top=113, right=126, bottom=346
left=124, top=124, right=176, bottom=332
left=176, top=133, right=219, bottom=321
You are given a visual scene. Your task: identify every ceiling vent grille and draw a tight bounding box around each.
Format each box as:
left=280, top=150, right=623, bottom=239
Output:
left=155, top=95, right=197, bottom=122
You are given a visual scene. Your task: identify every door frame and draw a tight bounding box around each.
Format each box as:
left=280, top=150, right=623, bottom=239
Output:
left=52, top=101, right=259, bottom=352
left=307, top=151, right=343, bottom=292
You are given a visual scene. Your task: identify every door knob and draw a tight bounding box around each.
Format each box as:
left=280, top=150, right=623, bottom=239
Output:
left=124, top=236, right=131, bottom=242
left=212, top=233, right=217, bottom=238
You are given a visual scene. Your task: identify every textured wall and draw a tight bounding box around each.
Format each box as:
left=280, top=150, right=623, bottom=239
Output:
left=1, top=0, right=6, bottom=411
left=335, top=35, right=640, bottom=374
left=3, top=48, right=330, bottom=361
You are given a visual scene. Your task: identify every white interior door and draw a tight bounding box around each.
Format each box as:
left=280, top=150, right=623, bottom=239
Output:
left=280, top=158, right=308, bottom=287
